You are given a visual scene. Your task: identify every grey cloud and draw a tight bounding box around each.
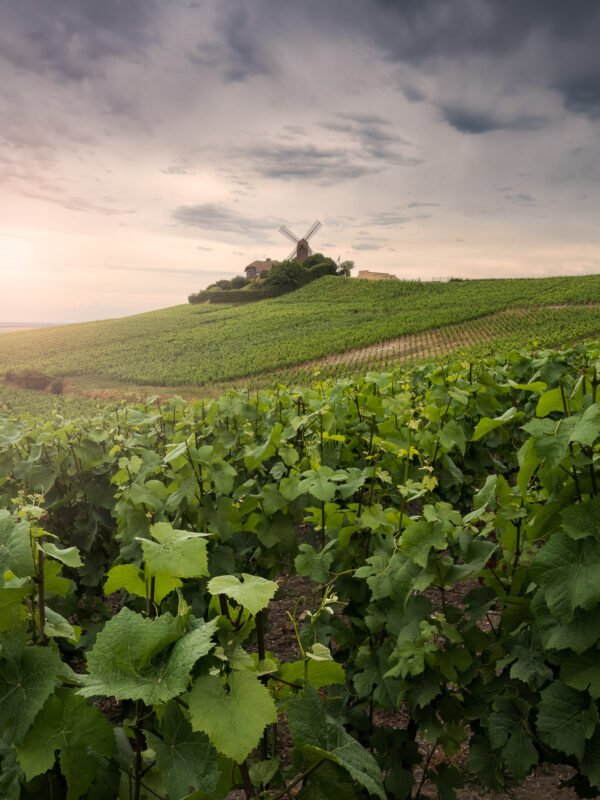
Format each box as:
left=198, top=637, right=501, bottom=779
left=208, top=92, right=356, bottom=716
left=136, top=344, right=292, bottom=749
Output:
left=0, top=0, right=158, bottom=81
left=352, top=242, right=382, bottom=251
left=440, top=105, right=549, bottom=134
left=162, top=165, right=193, bottom=175
left=23, top=189, right=136, bottom=216
left=368, top=212, right=411, bottom=227
left=322, top=113, right=414, bottom=161
left=502, top=192, right=536, bottom=206
left=239, top=142, right=381, bottom=185
left=190, top=5, right=274, bottom=82
left=558, top=75, right=600, bottom=119
left=172, top=203, right=280, bottom=239
left=210, top=1, right=600, bottom=121
left=239, top=115, right=419, bottom=186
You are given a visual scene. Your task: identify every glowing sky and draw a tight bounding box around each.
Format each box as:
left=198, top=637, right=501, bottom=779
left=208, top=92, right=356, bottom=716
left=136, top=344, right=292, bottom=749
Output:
left=1, top=0, right=600, bottom=321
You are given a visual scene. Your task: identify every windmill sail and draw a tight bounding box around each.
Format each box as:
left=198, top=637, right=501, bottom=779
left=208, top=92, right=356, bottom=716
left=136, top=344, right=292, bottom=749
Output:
left=278, top=220, right=322, bottom=262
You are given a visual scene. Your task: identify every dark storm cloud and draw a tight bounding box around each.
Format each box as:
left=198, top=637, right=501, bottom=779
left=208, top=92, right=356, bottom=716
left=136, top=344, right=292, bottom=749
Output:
left=439, top=106, right=549, bottom=135
left=0, top=0, right=158, bottom=80
left=172, top=203, right=280, bottom=239
left=209, top=0, right=600, bottom=122
left=558, top=76, right=600, bottom=119
left=190, top=4, right=273, bottom=82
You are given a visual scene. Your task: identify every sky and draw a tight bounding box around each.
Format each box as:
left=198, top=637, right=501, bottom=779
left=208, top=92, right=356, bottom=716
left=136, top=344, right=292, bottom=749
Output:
left=1, top=0, right=600, bottom=322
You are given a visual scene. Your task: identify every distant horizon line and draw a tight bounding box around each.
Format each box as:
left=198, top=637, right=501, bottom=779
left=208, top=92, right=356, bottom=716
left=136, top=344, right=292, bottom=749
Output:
left=2, top=270, right=600, bottom=327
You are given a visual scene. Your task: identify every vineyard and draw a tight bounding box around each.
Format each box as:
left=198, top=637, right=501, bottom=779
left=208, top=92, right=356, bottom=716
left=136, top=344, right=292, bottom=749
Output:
left=2, top=275, right=600, bottom=389
left=2, top=341, right=600, bottom=798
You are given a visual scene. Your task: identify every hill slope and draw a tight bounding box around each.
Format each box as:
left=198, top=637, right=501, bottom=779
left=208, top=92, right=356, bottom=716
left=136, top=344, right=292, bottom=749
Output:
left=2, top=275, right=600, bottom=386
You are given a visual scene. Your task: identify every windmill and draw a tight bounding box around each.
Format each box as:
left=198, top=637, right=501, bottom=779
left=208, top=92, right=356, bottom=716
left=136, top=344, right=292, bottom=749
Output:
left=278, top=220, right=322, bottom=262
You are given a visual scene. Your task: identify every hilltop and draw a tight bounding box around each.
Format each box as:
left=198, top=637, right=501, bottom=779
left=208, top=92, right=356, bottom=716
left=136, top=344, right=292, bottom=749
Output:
left=2, top=274, right=600, bottom=389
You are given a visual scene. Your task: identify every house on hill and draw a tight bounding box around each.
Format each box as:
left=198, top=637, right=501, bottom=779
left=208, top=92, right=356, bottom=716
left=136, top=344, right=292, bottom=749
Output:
left=356, top=270, right=399, bottom=281
left=245, top=258, right=275, bottom=280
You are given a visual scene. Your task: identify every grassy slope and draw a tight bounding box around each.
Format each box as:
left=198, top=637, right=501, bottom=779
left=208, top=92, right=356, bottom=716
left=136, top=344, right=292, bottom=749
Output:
left=2, top=275, right=600, bottom=387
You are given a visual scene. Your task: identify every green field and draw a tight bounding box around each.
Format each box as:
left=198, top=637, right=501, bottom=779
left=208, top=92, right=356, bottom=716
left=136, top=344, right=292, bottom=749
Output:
left=2, top=275, right=600, bottom=388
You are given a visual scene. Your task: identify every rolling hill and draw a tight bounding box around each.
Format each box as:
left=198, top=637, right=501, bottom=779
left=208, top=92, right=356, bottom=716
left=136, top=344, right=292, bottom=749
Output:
left=2, top=274, right=600, bottom=388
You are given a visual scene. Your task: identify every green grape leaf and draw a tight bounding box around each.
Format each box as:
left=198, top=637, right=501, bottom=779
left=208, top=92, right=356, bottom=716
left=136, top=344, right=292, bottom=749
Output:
left=487, top=697, right=538, bottom=779
left=536, top=387, right=566, bottom=417
left=502, top=726, right=538, bottom=780
left=244, top=423, right=282, bottom=470
left=40, top=542, right=83, bottom=568
left=401, top=520, right=447, bottom=567
left=207, top=573, right=277, bottom=616
left=569, top=404, right=600, bottom=447
left=531, top=533, right=600, bottom=623
left=536, top=682, right=599, bottom=760
left=439, top=419, right=467, bottom=455
left=0, top=742, right=22, bottom=800
left=104, top=564, right=146, bottom=597
left=187, top=671, right=277, bottom=763
left=297, top=761, right=357, bottom=800
left=104, top=564, right=182, bottom=604
left=507, top=640, right=553, bottom=688
left=140, top=522, right=209, bottom=579
left=44, top=559, right=71, bottom=597
left=278, top=659, right=345, bottom=690
left=472, top=407, right=519, bottom=441
left=0, top=586, right=28, bottom=632
left=78, top=608, right=216, bottom=704
left=561, top=652, right=600, bottom=697
left=287, top=686, right=386, bottom=800
left=44, top=607, right=80, bottom=643
left=295, top=543, right=334, bottom=583
left=145, top=703, right=220, bottom=800
left=582, top=728, right=600, bottom=790
left=0, top=639, right=62, bottom=744
left=508, top=379, right=547, bottom=393
left=0, top=511, right=33, bottom=581
left=17, top=688, right=114, bottom=800
left=532, top=594, right=600, bottom=654
left=561, top=498, right=600, bottom=541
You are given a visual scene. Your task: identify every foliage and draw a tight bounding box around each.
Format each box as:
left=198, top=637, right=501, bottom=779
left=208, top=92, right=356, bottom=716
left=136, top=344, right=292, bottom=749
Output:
left=3, top=274, right=600, bottom=387
left=2, top=342, right=600, bottom=796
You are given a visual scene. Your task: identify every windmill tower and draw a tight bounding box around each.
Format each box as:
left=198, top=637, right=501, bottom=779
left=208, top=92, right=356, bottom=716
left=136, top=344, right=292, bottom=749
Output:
left=278, top=220, right=322, bottom=262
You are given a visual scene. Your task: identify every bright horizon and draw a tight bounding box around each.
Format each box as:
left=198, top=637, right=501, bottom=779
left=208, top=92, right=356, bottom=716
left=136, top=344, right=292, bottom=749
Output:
left=1, top=1, right=600, bottom=323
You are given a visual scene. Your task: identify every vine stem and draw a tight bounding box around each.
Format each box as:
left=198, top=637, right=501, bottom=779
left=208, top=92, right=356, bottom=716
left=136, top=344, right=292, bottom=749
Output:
left=133, top=700, right=146, bottom=800
left=37, top=546, right=47, bottom=645
left=414, top=744, right=438, bottom=799
left=255, top=610, right=272, bottom=759
left=271, top=759, right=325, bottom=800
left=240, top=761, right=255, bottom=798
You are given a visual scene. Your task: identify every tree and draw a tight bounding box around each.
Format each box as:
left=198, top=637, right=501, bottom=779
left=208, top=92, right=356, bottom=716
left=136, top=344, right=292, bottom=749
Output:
left=337, top=260, right=354, bottom=277
left=230, top=275, right=248, bottom=289
left=263, top=260, right=307, bottom=291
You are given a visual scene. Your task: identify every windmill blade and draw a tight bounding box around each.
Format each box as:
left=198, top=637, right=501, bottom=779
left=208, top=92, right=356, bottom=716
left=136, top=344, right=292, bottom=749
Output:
left=287, top=245, right=298, bottom=260
left=303, top=220, right=322, bottom=241
left=279, top=225, right=300, bottom=244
